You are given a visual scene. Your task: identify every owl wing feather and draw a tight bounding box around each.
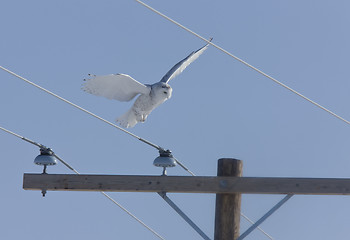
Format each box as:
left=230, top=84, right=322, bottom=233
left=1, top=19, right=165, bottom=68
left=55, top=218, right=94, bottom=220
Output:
left=82, top=74, right=150, bottom=102
left=160, top=38, right=212, bottom=84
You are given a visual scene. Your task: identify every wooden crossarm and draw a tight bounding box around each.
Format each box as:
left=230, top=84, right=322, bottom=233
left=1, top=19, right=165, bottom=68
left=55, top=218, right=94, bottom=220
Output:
left=23, top=173, right=350, bottom=195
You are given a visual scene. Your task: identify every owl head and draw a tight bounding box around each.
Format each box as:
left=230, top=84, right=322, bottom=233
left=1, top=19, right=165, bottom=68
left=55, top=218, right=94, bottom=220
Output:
left=151, top=82, right=173, bottom=100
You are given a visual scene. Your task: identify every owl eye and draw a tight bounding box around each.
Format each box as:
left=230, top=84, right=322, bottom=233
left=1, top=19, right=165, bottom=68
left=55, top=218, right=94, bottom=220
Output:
left=161, top=86, right=167, bottom=88
left=163, top=91, right=167, bottom=94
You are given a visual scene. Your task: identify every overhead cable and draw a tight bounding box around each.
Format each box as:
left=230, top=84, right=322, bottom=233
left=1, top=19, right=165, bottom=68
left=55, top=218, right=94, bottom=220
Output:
left=0, top=65, right=162, bottom=151
left=0, top=125, right=166, bottom=240
left=135, top=0, right=350, bottom=126
left=241, top=213, right=274, bottom=240
left=0, top=65, right=197, bottom=175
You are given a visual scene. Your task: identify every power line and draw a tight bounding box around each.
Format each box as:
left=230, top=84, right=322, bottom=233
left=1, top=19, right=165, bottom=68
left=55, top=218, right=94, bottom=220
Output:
left=135, top=0, right=350, bottom=126
left=0, top=126, right=24, bottom=139
left=0, top=65, right=201, bottom=177
left=100, top=192, right=165, bottom=240
left=0, top=37, right=272, bottom=240
left=0, top=65, right=198, bottom=238
left=0, top=125, right=166, bottom=240
left=0, top=70, right=270, bottom=239
left=0, top=65, right=162, bottom=151
left=241, top=213, right=274, bottom=240
left=0, top=127, right=166, bottom=240
left=174, top=157, right=196, bottom=176
left=2, top=121, right=268, bottom=239
left=0, top=5, right=279, bottom=237
left=0, top=3, right=300, bottom=239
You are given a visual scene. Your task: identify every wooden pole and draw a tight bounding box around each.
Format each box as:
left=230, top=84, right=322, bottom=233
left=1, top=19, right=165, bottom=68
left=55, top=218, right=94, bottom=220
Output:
left=214, top=158, right=243, bottom=240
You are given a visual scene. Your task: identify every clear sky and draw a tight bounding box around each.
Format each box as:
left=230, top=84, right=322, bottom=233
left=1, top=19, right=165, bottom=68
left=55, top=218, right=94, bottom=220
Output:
left=1, top=1, right=350, bottom=239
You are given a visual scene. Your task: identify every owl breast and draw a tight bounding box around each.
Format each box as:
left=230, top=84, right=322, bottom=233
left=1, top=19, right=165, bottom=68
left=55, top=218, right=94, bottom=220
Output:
left=130, top=83, right=172, bottom=123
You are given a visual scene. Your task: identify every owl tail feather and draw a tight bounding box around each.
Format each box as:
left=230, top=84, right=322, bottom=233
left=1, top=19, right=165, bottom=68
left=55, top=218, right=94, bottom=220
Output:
left=116, top=109, right=138, bottom=128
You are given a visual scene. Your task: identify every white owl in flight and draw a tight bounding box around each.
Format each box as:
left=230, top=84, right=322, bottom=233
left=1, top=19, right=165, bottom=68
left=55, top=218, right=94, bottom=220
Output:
left=82, top=39, right=211, bottom=128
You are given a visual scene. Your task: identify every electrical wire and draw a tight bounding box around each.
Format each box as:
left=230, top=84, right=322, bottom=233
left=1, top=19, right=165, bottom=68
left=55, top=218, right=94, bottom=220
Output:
left=0, top=3, right=300, bottom=239
left=0, top=126, right=24, bottom=139
left=0, top=65, right=162, bottom=151
left=135, top=0, right=350, bottom=126
left=0, top=32, right=272, bottom=240
left=54, top=152, right=166, bottom=240
left=1, top=125, right=268, bottom=239
left=174, top=157, right=196, bottom=176
left=100, top=191, right=165, bottom=240
left=241, top=213, right=274, bottom=240
left=1, top=111, right=269, bottom=240
left=2, top=4, right=291, bottom=237
left=0, top=65, right=196, bottom=175
left=0, top=125, right=166, bottom=240
left=0, top=65, right=202, bottom=238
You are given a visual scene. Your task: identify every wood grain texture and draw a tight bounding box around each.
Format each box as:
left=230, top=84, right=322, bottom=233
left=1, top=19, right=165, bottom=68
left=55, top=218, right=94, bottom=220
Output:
left=214, top=158, right=242, bottom=240
left=23, top=173, right=350, bottom=195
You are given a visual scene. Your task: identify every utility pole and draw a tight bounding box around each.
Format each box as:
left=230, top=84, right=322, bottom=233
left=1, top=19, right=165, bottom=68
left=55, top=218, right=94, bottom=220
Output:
left=214, top=158, right=242, bottom=240
left=23, top=158, right=350, bottom=240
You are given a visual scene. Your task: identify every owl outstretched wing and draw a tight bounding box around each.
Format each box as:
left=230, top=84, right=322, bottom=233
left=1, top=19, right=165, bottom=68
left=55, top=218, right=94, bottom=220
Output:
left=82, top=73, right=150, bottom=102
left=160, top=38, right=212, bottom=84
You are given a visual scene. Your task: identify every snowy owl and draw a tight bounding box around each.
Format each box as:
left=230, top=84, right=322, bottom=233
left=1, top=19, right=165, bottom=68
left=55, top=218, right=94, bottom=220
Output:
left=82, top=39, right=211, bottom=128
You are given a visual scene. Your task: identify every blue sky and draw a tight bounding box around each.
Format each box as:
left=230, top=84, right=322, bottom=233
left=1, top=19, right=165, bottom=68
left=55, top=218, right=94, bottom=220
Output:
left=1, top=1, right=350, bottom=239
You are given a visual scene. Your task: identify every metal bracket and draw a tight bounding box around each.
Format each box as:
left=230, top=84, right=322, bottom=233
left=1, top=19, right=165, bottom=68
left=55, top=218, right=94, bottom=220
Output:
left=158, top=192, right=211, bottom=240
left=237, top=194, right=293, bottom=240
